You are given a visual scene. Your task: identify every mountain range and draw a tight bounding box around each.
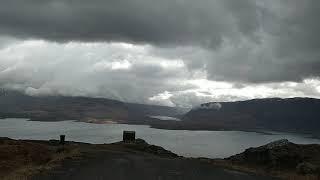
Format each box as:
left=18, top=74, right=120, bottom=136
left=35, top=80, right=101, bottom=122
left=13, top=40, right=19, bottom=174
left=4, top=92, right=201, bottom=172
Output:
left=182, top=98, right=320, bottom=135
left=1, top=89, right=320, bottom=136
left=0, top=90, right=186, bottom=123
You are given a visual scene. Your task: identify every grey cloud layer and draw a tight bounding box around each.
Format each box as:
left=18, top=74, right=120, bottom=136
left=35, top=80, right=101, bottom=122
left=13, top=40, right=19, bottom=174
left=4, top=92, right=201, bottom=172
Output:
left=0, top=41, right=194, bottom=105
left=0, top=0, right=245, bottom=46
left=0, top=0, right=320, bottom=84
left=1, top=40, right=320, bottom=108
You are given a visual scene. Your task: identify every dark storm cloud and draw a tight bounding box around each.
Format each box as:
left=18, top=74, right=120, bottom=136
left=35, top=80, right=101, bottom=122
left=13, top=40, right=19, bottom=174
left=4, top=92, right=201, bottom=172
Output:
left=0, top=0, right=320, bottom=83
left=203, top=0, right=320, bottom=83
left=0, top=0, right=262, bottom=48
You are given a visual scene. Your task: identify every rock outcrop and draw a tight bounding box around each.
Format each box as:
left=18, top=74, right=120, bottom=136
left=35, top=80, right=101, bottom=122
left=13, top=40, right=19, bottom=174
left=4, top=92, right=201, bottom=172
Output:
left=228, top=139, right=320, bottom=175
left=117, top=139, right=179, bottom=158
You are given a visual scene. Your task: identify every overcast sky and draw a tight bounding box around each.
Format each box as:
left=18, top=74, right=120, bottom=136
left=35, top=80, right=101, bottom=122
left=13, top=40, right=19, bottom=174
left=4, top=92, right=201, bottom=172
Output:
left=0, top=0, right=320, bottom=108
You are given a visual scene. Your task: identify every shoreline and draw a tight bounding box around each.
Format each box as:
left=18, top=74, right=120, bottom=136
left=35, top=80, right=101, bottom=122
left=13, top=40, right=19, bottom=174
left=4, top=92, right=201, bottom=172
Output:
left=1, top=117, right=320, bottom=140
left=29, top=117, right=320, bottom=140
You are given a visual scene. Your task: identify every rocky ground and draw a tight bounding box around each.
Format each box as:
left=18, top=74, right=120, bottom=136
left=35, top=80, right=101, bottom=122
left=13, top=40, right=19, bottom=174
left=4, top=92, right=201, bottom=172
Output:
left=0, top=137, right=276, bottom=180
left=1, top=137, right=320, bottom=180
left=211, top=139, right=320, bottom=180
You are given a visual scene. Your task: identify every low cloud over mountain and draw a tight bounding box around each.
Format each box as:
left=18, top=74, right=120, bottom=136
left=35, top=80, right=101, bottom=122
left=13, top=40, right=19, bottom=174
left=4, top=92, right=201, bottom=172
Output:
left=0, top=0, right=320, bottom=107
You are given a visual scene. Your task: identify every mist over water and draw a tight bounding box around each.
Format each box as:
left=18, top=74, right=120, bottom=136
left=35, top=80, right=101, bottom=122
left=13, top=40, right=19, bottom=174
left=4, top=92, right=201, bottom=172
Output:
left=1, top=118, right=319, bottom=158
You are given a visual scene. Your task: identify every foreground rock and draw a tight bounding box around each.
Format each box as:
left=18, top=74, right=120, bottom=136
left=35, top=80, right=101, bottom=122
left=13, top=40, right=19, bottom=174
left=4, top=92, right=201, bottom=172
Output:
left=213, top=139, right=320, bottom=179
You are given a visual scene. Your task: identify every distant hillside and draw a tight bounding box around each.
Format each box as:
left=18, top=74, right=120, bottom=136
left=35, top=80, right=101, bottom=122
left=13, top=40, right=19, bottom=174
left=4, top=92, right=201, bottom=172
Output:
left=182, top=98, right=320, bottom=134
left=0, top=90, right=184, bottom=122
left=2, top=90, right=319, bottom=135
left=0, top=90, right=128, bottom=121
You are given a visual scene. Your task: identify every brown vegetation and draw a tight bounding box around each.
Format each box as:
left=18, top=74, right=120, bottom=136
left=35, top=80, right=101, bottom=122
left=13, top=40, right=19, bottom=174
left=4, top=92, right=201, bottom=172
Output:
left=0, top=138, right=81, bottom=180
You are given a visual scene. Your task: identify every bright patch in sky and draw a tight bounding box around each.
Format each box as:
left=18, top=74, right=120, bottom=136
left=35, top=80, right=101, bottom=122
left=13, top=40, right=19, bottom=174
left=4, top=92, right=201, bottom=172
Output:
left=0, top=39, right=320, bottom=108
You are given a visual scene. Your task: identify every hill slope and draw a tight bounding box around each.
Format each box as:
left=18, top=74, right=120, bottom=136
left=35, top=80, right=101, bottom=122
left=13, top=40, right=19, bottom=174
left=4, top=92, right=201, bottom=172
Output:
left=0, top=90, right=184, bottom=122
left=183, top=98, right=320, bottom=134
